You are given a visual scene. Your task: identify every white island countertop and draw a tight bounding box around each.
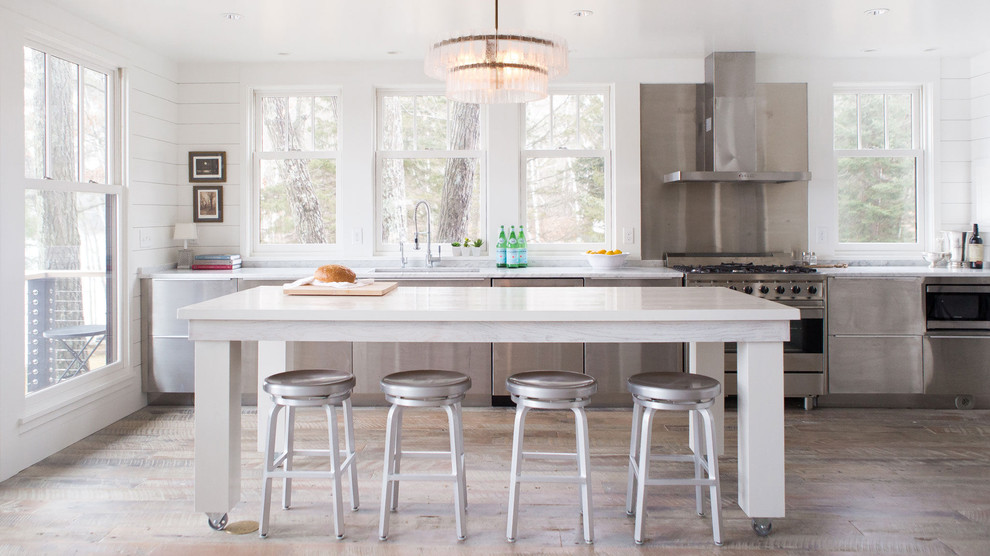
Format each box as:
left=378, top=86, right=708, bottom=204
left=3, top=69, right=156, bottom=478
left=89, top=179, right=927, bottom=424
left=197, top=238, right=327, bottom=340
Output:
left=178, top=284, right=798, bottom=331
left=142, top=265, right=684, bottom=281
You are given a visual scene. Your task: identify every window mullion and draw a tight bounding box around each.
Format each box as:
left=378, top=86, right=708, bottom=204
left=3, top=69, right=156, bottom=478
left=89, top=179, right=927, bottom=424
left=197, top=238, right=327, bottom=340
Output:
left=43, top=53, right=51, bottom=179
left=77, top=63, right=84, bottom=183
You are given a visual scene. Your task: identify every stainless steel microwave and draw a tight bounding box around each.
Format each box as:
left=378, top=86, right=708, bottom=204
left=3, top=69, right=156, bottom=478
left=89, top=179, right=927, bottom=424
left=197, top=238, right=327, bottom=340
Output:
left=926, top=285, right=990, bottom=330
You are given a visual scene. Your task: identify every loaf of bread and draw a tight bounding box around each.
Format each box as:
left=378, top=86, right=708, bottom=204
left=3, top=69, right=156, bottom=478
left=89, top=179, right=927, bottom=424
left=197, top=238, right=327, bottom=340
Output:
left=314, top=264, right=356, bottom=283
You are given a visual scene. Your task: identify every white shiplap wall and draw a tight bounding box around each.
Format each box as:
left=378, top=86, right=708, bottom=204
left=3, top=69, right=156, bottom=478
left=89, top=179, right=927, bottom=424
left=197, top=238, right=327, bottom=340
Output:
left=940, top=58, right=973, bottom=230
left=177, top=65, right=242, bottom=254
left=972, top=52, right=990, bottom=226
left=0, top=0, right=179, bottom=481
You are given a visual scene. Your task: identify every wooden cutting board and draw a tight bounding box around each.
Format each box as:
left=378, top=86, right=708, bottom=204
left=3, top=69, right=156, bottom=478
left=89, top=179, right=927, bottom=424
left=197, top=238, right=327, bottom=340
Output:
left=283, top=281, right=398, bottom=296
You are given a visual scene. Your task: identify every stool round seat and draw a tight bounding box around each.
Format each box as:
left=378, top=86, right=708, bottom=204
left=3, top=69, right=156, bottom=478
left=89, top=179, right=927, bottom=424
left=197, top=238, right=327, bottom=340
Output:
left=506, top=370, right=597, bottom=400
left=380, top=370, right=471, bottom=399
left=263, top=369, right=355, bottom=399
left=627, top=372, right=721, bottom=403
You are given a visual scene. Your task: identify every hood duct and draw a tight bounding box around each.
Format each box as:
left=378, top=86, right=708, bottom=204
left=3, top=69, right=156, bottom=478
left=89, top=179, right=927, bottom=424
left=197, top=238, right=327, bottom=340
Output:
left=663, top=52, right=811, bottom=184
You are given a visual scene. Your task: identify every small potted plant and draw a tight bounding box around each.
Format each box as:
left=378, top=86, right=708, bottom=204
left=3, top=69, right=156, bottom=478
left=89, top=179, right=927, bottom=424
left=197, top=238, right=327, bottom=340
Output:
left=450, top=241, right=462, bottom=256
left=471, top=238, right=483, bottom=256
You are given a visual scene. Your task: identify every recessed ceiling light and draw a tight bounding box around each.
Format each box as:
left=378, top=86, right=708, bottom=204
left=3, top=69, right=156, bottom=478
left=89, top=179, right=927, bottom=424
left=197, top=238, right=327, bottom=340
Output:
left=923, top=47, right=938, bottom=52
left=386, top=50, right=400, bottom=55
left=277, top=52, right=291, bottom=56
left=572, top=10, right=594, bottom=17
left=863, top=48, right=879, bottom=53
left=222, top=12, right=242, bottom=21
left=864, top=8, right=889, bottom=16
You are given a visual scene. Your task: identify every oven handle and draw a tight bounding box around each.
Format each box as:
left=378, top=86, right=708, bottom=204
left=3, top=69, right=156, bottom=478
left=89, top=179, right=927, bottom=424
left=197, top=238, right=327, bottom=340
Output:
left=926, top=285, right=990, bottom=293
left=796, top=306, right=823, bottom=319
left=926, top=332, right=990, bottom=339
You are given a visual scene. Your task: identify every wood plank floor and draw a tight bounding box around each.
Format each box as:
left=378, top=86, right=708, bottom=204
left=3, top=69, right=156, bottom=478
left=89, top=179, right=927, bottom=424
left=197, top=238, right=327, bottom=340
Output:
left=1, top=405, right=989, bottom=555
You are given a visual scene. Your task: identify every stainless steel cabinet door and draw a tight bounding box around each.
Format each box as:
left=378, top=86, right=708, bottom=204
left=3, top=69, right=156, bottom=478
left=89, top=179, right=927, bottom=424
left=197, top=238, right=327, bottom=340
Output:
left=923, top=335, right=990, bottom=394
left=151, top=279, right=236, bottom=336
left=828, top=336, right=924, bottom=394
left=828, top=277, right=924, bottom=335
left=584, top=277, right=683, bottom=405
left=353, top=278, right=492, bottom=406
left=492, top=278, right=585, bottom=396
left=238, top=279, right=352, bottom=401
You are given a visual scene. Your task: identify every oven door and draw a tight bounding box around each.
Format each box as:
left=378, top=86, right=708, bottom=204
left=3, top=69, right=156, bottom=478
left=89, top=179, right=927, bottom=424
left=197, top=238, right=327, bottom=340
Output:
left=725, top=303, right=825, bottom=396
left=923, top=331, right=990, bottom=394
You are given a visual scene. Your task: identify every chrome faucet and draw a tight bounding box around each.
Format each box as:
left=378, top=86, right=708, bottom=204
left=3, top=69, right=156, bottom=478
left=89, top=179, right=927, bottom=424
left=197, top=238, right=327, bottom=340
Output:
left=412, top=200, right=440, bottom=268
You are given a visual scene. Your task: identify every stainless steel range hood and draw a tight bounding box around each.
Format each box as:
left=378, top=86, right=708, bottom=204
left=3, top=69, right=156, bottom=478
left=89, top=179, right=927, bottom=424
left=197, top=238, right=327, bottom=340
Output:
left=663, top=52, right=811, bottom=184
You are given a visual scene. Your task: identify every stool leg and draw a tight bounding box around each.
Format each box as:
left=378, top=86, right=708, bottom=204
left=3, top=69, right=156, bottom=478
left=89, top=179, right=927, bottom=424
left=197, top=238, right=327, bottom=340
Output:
left=692, top=410, right=705, bottom=516
left=634, top=406, right=657, bottom=545
left=282, top=405, right=295, bottom=509
left=452, top=402, right=468, bottom=510
left=505, top=404, right=530, bottom=542
left=445, top=405, right=467, bottom=540
left=379, top=403, right=401, bottom=540
left=700, top=408, right=724, bottom=546
left=626, top=401, right=643, bottom=516
left=573, top=407, right=594, bottom=544
left=260, top=402, right=283, bottom=538
left=342, top=397, right=360, bottom=511
left=389, top=406, right=404, bottom=511
left=327, top=404, right=345, bottom=539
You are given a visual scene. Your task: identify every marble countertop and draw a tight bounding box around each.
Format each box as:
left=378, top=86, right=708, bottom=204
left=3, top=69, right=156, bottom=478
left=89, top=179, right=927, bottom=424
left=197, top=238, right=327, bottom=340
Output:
left=141, top=265, right=684, bottom=281
left=141, top=262, right=990, bottom=281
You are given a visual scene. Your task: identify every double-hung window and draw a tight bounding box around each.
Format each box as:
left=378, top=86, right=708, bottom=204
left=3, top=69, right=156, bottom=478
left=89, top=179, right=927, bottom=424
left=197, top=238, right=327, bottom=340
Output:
left=376, top=91, right=485, bottom=250
left=833, top=88, right=925, bottom=251
left=23, top=45, right=121, bottom=394
left=252, top=92, right=340, bottom=253
left=522, top=88, right=610, bottom=249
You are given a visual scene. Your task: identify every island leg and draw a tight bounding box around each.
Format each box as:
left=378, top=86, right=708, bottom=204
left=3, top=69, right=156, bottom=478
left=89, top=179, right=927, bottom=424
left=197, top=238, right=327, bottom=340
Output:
left=735, top=340, right=785, bottom=529
left=194, top=340, right=242, bottom=526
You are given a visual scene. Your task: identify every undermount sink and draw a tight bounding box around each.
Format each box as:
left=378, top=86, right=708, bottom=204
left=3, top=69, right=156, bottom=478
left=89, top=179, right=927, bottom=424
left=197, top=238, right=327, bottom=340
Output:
left=373, top=267, right=481, bottom=273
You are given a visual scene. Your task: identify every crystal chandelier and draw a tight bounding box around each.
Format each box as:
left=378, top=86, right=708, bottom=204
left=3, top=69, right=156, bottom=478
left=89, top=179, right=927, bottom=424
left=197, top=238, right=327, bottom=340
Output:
left=424, top=0, right=568, bottom=104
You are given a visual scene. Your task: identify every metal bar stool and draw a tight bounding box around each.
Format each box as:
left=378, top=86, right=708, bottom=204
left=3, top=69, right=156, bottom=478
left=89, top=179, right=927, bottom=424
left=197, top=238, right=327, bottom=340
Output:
left=625, top=372, right=723, bottom=545
left=378, top=370, right=471, bottom=541
left=259, top=369, right=359, bottom=539
left=505, top=370, right=598, bottom=544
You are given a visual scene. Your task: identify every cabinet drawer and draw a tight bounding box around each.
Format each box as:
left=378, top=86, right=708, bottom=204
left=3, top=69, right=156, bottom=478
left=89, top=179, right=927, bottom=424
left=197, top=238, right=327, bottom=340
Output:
left=827, top=277, right=923, bottom=335
left=828, top=335, right=923, bottom=394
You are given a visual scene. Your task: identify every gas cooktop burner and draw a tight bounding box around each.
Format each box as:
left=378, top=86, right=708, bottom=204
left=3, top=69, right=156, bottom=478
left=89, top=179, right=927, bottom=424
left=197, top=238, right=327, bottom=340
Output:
left=673, top=262, right=817, bottom=274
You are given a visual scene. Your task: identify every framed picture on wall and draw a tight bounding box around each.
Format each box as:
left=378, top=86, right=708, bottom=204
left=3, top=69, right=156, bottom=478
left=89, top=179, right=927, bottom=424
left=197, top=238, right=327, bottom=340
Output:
left=193, top=185, right=223, bottom=223
left=188, top=151, right=226, bottom=183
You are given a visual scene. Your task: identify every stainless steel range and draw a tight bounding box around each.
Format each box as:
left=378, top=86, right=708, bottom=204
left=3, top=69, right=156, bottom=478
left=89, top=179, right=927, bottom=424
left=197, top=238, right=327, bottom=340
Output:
left=668, top=254, right=826, bottom=409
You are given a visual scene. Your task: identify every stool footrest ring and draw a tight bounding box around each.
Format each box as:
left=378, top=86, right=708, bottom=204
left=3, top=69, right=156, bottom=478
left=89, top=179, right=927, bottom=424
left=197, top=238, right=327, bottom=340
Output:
left=515, top=474, right=589, bottom=484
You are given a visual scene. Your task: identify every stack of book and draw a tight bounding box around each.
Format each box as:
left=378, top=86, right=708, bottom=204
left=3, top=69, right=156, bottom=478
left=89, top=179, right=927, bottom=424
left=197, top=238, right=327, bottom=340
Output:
left=190, top=254, right=242, bottom=270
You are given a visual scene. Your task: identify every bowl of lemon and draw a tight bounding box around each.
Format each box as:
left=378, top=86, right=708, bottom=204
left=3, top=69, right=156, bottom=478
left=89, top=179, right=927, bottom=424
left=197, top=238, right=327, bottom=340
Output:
left=585, top=249, right=629, bottom=269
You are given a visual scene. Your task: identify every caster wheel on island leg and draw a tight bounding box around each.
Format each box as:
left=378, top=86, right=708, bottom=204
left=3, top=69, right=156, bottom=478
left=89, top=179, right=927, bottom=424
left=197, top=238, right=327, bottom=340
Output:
left=752, top=518, right=772, bottom=537
left=207, top=513, right=228, bottom=531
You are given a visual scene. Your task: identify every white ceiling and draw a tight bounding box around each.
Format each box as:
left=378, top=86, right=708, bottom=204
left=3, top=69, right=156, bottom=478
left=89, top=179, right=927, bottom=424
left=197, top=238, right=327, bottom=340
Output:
left=36, top=0, right=990, bottom=63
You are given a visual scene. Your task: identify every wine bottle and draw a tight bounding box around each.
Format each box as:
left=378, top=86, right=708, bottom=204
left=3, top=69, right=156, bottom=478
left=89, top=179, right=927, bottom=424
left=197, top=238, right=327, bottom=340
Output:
left=507, top=226, right=519, bottom=269
left=969, top=224, right=983, bottom=269
left=496, top=226, right=507, bottom=268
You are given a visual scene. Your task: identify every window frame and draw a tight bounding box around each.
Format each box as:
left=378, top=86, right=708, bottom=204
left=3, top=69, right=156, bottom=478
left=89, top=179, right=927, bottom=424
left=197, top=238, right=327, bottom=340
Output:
left=250, top=88, right=343, bottom=257
left=21, top=40, right=127, bottom=409
left=832, top=85, right=928, bottom=256
left=519, top=86, right=613, bottom=253
left=373, top=88, right=488, bottom=254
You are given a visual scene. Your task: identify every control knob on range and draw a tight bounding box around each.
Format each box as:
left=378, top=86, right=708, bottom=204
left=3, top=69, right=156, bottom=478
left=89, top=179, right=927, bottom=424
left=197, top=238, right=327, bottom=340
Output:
left=808, top=285, right=818, bottom=294
left=743, top=286, right=754, bottom=294
left=760, top=285, right=770, bottom=294
left=792, top=285, right=802, bottom=294
left=775, top=285, right=786, bottom=294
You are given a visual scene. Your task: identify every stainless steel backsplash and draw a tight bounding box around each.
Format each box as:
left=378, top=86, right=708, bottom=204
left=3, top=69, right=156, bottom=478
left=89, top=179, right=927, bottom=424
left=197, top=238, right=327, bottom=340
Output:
left=640, top=83, right=810, bottom=259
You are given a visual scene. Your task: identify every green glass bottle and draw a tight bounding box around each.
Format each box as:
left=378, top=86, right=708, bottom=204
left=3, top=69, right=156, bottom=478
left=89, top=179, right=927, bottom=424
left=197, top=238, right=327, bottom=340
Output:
left=507, top=226, right=519, bottom=268
left=518, top=225, right=528, bottom=268
left=496, top=225, right=507, bottom=268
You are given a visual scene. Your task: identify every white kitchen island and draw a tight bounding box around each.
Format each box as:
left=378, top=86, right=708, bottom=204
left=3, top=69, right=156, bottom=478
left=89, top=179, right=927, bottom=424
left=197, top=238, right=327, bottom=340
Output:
left=178, top=285, right=799, bottom=535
